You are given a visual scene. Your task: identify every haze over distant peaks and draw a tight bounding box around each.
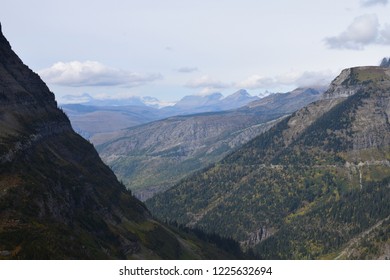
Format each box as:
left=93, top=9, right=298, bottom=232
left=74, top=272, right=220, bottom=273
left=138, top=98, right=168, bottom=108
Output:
left=60, top=93, right=170, bottom=108
left=172, top=90, right=260, bottom=112
left=61, top=89, right=261, bottom=111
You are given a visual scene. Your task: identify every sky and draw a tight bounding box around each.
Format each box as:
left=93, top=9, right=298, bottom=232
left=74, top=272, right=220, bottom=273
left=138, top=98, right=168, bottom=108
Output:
left=1, top=0, right=390, bottom=104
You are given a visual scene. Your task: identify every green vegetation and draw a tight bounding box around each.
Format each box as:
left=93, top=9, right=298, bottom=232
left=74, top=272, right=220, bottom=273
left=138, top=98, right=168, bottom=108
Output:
left=256, top=177, right=390, bottom=259
left=0, top=130, right=239, bottom=259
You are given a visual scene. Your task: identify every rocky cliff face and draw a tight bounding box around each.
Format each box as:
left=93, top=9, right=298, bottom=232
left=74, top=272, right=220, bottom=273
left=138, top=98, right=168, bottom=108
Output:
left=324, top=66, right=390, bottom=99
left=322, top=66, right=390, bottom=152
left=0, top=24, right=68, bottom=141
left=0, top=23, right=231, bottom=260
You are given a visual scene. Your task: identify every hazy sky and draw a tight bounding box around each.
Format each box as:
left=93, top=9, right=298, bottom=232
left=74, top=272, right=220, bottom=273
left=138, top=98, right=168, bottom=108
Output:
left=1, top=0, right=390, bottom=103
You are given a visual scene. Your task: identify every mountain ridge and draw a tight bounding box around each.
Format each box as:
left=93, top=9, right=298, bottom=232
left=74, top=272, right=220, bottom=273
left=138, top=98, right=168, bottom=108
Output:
left=61, top=89, right=262, bottom=140
left=95, top=87, right=324, bottom=200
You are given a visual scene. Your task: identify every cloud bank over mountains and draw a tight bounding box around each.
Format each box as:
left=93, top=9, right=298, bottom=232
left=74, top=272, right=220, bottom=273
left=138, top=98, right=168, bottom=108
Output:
left=185, top=75, right=230, bottom=89
left=39, top=61, right=162, bottom=87
left=237, top=71, right=334, bottom=90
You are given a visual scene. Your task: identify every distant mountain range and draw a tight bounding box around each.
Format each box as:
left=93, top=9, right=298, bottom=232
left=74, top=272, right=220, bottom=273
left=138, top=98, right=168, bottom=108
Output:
left=170, top=89, right=260, bottom=113
left=61, top=93, right=168, bottom=108
left=61, top=89, right=262, bottom=139
left=95, top=87, right=325, bottom=200
left=61, top=104, right=162, bottom=139
left=61, top=89, right=260, bottom=110
left=147, top=66, right=390, bottom=259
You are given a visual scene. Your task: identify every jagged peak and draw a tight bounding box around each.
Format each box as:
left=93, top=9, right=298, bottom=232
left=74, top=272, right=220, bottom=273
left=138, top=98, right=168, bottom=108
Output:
left=234, top=89, right=250, bottom=96
left=0, top=22, right=57, bottom=104
left=380, top=57, right=390, bottom=68
left=224, top=89, right=250, bottom=100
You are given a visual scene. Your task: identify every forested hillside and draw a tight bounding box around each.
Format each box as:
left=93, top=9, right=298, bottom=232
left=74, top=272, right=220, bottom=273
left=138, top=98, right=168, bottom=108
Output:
left=147, top=66, right=390, bottom=259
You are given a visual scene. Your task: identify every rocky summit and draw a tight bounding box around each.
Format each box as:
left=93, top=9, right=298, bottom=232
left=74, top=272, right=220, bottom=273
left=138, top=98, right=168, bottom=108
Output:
left=0, top=23, right=233, bottom=259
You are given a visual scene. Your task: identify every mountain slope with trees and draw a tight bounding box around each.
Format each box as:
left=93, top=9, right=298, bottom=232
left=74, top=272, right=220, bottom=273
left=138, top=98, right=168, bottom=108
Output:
left=147, top=66, right=390, bottom=259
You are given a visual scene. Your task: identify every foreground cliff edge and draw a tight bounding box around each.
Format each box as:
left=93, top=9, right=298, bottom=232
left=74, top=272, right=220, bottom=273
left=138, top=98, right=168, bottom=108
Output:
left=0, top=23, right=236, bottom=259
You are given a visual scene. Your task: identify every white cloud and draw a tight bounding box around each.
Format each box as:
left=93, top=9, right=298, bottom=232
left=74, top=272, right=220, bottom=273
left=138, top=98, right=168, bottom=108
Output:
left=294, top=71, right=335, bottom=87
left=380, top=23, right=390, bottom=44
left=237, top=71, right=333, bottom=90
left=197, top=87, right=221, bottom=96
left=361, top=0, right=388, bottom=7
left=236, top=75, right=276, bottom=89
left=325, top=14, right=380, bottom=50
left=39, top=61, right=162, bottom=87
left=185, top=75, right=230, bottom=89
left=325, top=14, right=390, bottom=50
left=59, top=93, right=93, bottom=104
left=176, top=67, right=199, bottom=73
